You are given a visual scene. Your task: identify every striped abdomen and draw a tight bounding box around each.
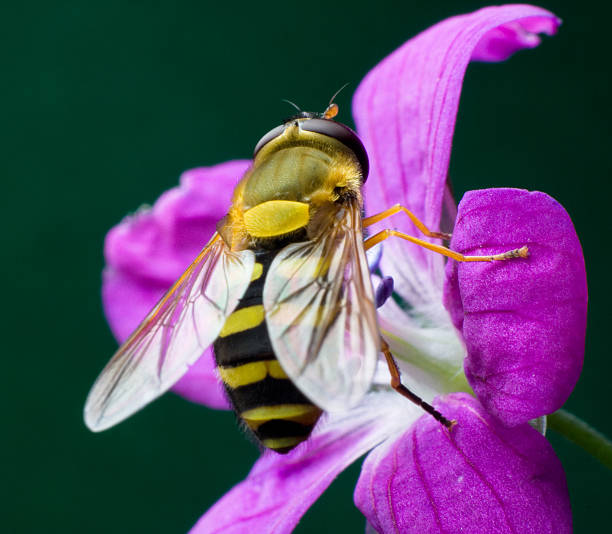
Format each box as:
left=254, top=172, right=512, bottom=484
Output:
left=213, top=248, right=322, bottom=454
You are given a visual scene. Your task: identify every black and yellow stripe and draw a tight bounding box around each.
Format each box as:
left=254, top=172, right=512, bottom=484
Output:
left=213, top=249, right=322, bottom=454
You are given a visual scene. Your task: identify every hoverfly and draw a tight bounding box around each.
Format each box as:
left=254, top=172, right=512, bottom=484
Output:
left=84, top=102, right=527, bottom=453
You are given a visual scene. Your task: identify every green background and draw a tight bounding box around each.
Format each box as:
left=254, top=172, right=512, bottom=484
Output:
left=3, top=1, right=610, bottom=532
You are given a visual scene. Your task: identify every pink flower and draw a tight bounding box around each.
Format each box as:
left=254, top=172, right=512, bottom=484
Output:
left=102, top=5, right=586, bottom=533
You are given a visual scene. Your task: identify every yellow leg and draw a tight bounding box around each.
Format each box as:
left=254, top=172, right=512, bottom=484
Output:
left=362, top=204, right=451, bottom=240
left=364, top=229, right=529, bottom=262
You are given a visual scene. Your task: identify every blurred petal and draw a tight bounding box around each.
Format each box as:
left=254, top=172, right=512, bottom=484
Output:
left=102, top=267, right=168, bottom=342
left=104, top=161, right=250, bottom=283
left=355, top=393, right=571, bottom=534
left=191, top=392, right=415, bottom=534
left=443, top=189, right=587, bottom=425
left=352, top=5, right=559, bottom=301
left=102, top=270, right=229, bottom=409
left=171, top=348, right=230, bottom=410
left=102, top=160, right=250, bottom=409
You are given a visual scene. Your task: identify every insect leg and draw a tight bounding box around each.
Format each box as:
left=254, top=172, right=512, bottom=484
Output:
left=364, top=229, right=528, bottom=262
left=381, top=338, right=455, bottom=428
left=362, top=204, right=451, bottom=240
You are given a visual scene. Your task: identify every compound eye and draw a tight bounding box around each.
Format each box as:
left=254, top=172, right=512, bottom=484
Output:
left=299, top=119, right=369, bottom=182
left=252, top=119, right=369, bottom=182
left=253, top=124, right=286, bottom=158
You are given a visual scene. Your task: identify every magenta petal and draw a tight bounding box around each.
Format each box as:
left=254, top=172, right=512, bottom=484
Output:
left=102, top=160, right=250, bottom=409
left=102, top=267, right=168, bottom=343
left=171, top=348, right=229, bottom=410
left=104, top=161, right=250, bottom=284
left=352, top=5, right=559, bottom=286
left=355, top=393, right=571, bottom=534
left=443, top=189, right=587, bottom=425
left=472, top=15, right=560, bottom=61
left=190, top=402, right=391, bottom=534
left=102, top=269, right=229, bottom=410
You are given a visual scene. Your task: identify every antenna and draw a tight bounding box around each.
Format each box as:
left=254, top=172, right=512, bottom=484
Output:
left=323, top=83, right=350, bottom=119
left=281, top=99, right=302, bottom=112
left=328, top=82, right=350, bottom=106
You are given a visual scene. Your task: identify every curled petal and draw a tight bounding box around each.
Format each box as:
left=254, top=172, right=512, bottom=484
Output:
left=355, top=393, right=571, bottom=534
left=472, top=15, right=560, bottom=61
left=191, top=393, right=415, bottom=534
left=352, top=5, right=559, bottom=300
left=102, top=160, right=250, bottom=409
left=443, top=189, right=587, bottom=425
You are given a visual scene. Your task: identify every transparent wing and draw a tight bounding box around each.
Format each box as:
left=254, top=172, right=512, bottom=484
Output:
left=84, top=234, right=255, bottom=431
left=263, top=198, right=380, bottom=413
